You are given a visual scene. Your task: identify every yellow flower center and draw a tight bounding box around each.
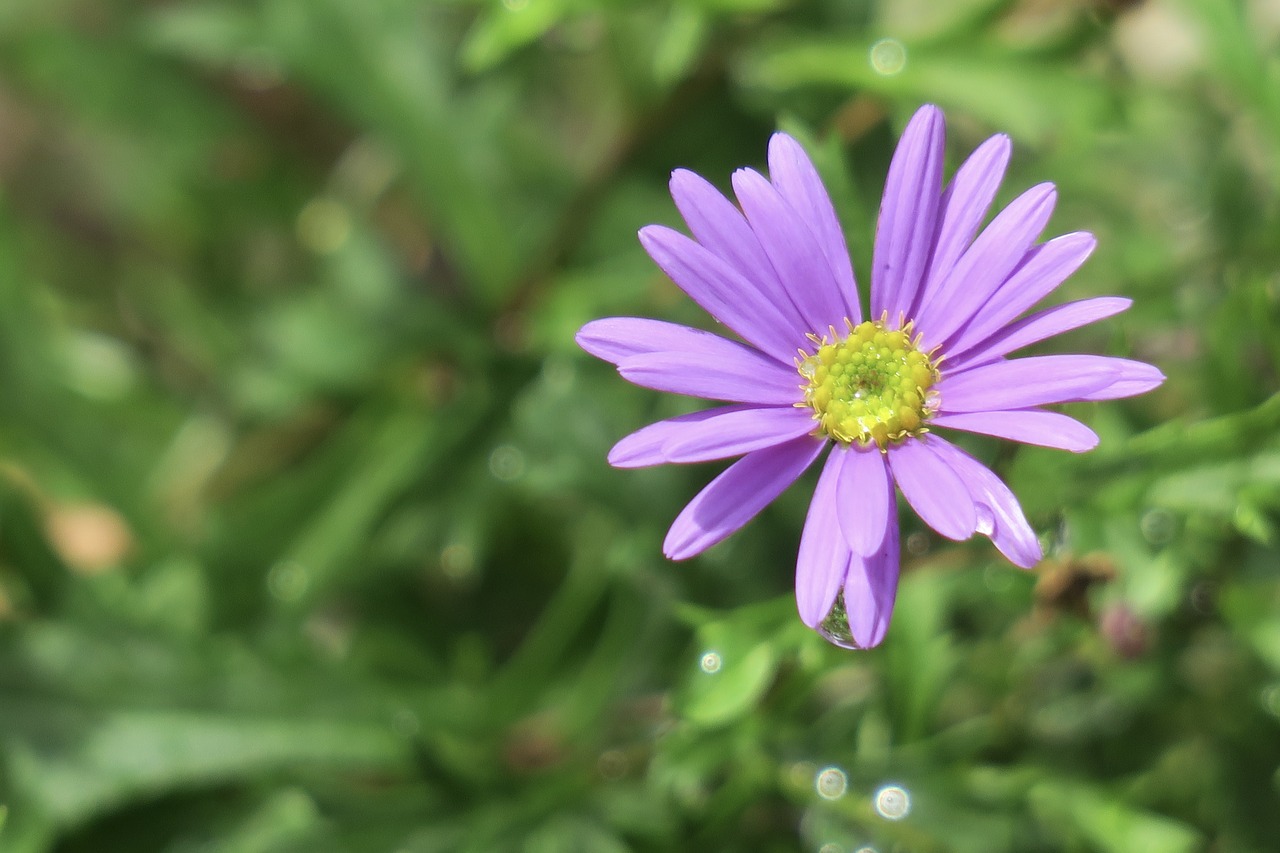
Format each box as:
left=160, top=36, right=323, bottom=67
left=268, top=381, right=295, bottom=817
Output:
left=797, top=318, right=940, bottom=450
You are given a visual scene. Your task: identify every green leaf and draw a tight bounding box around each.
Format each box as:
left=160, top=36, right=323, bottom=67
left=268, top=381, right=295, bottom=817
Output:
left=201, top=789, right=323, bottom=853
left=1030, top=781, right=1202, bottom=853
left=675, top=615, right=781, bottom=727
left=5, top=704, right=406, bottom=827
left=460, top=0, right=569, bottom=73
left=740, top=39, right=1113, bottom=144
left=884, top=569, right=956, bottom=741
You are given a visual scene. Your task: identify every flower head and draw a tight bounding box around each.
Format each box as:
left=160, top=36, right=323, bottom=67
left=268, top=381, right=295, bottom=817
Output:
left=576, top=104, right=1164, bottom=648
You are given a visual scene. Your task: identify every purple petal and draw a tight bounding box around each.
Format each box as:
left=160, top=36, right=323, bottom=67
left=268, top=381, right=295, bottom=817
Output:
left=581, top=317, right=799, bottom=405
left=930, top=409, right=1099, bottom=453
left=669, top=169, right=809, bottom=335
left=916, top=183, right=1058, bottom=350
left=927, top=437, right=1041, bottom=567
left=577, top=317, right=744, bottom=366
left=1075, top=358, right=1166, bottom=401
left=949, top=296, right=1132, bottom=369
left=944, top=232, right=1097, bottom=357
left=639, top=225, right=801, bottom=363
left=936, top=355, right=1119, bottom=413
left=661, top=406, right=816, bottom=464
left=833, top=444, right=892, bottom=556
left=843, top=504, right=899, bottom=648
left=609, top=407, right=732, bottom=468
left=886, top=435, right=977, bottom=541
left=872, top=105, right=946, bottom=322
left=608, top=405, right=813, bottom=468
left=766, top=133, right=861, bottom=321
left=917, top=134, right=1012, bottom=311
left=732, top=167, right=849, bottom=334
left=664, top=436, right=826, bottom=560
left=618, top=348, right=800, bottom=406
left=795, top=450, right=850, bottom=627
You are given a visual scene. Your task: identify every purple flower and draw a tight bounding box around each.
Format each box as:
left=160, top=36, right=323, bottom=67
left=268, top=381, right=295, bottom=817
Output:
left=576, top=104, right=1164, bottom=649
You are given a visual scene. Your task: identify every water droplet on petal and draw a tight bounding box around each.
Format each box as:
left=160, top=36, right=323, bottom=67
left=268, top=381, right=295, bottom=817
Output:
left=975, top=504, right=995, bottom=536
left=817, top=589, right=864, bottom=650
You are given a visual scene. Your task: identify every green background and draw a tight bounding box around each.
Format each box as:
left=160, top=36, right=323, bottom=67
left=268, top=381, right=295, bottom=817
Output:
left=0, top=0, right=1277, bottom=850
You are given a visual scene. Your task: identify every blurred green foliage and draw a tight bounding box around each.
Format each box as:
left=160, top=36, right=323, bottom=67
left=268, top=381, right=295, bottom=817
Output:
left=0, top=0, right=1277, bottom=850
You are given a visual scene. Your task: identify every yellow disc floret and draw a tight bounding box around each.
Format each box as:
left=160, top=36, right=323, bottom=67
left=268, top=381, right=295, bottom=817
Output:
left=797, top=318, right=940, bottom=450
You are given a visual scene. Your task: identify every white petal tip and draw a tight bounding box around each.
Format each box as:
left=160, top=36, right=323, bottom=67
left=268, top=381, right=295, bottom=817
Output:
left=669, top=168, right=700, bottom=190
left=606, top=450, right=649, bottom=469
left=1071, top=231, right=1099, bottom=254
left=574, top=321, right=619, bottom=361
left=662, top=534, right=696, bottom=562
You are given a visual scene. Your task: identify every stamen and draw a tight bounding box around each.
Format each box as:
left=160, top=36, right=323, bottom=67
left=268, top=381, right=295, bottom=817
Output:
left=796, top=317, right=940, bottom=450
